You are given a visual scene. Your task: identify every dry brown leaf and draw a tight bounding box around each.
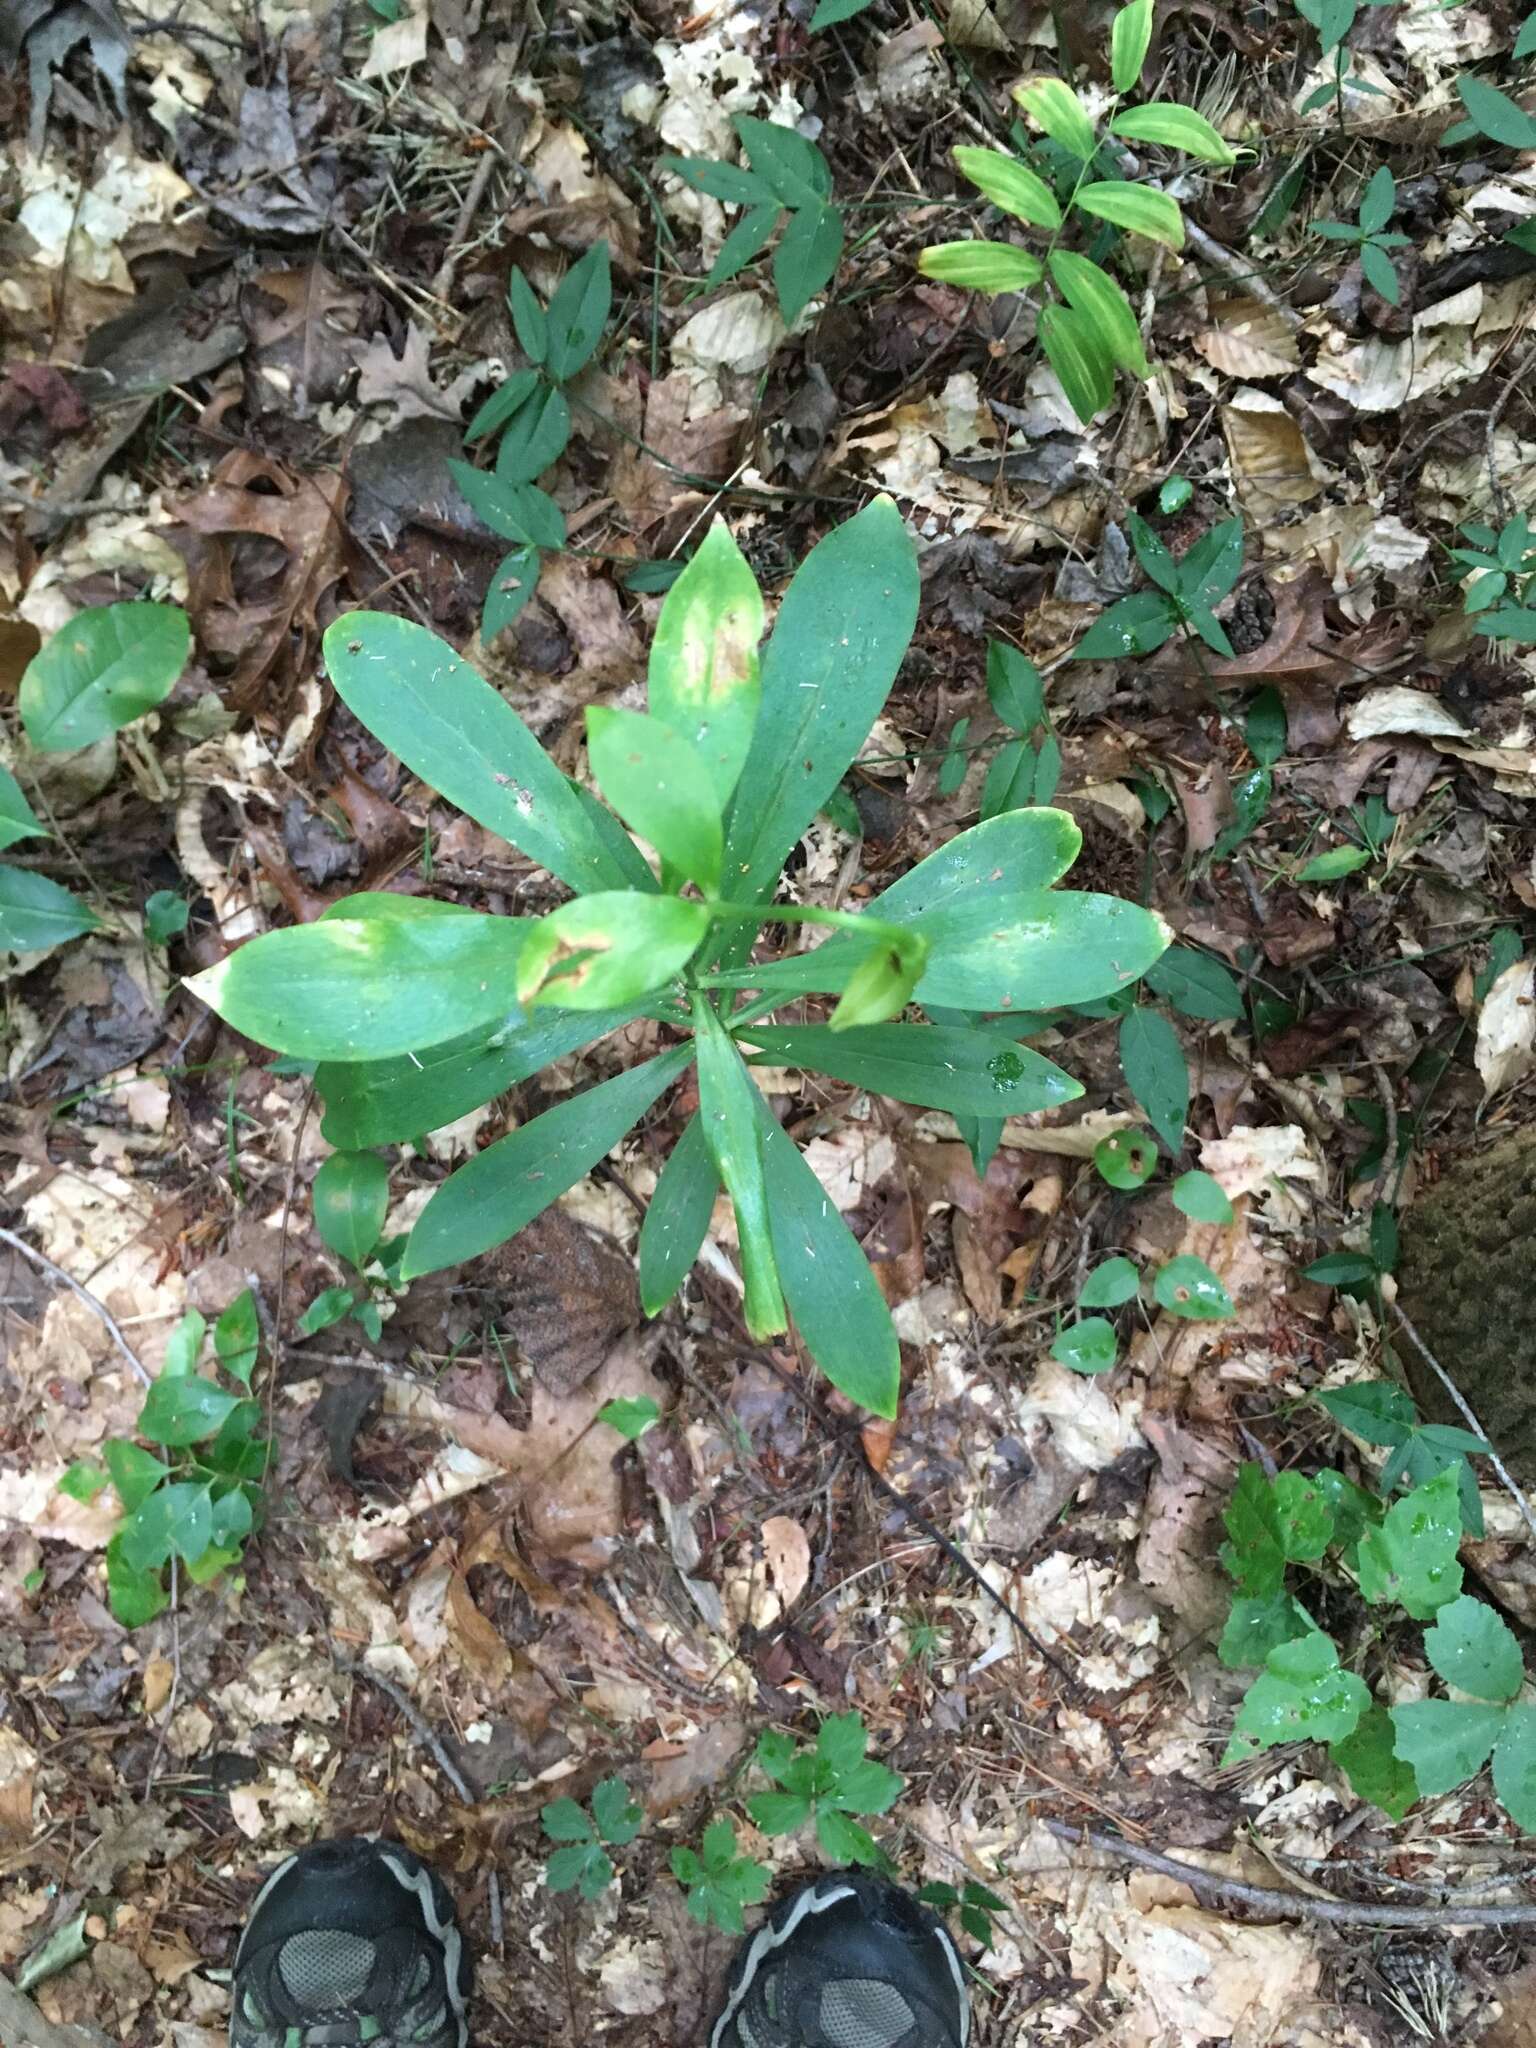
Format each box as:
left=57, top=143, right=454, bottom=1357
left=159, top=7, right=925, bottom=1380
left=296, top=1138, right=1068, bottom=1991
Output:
left=140, top=1931, right=203, bottom=1987
left=1476, top=958, right=1536, bottom=1097
left=1195, top=298, right=1300, bottom=380
left=0, top=1730, right=37, bottom=1843
left=761, top=1517, right=812, bottom=1609
left=141, top=1657, right=174, bottom=1716
left=1222, top=390, right=1325, bottom=515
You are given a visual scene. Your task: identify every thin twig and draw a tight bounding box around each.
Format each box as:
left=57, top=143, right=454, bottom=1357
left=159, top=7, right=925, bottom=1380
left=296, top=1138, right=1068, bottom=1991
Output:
left=1366, top=1057, right=1399, bottom=1209
left=431, top=152, right=497, bottom=303
left=1389, top=1301, right=1536, bottom=1547
left=143, top=1555, right=181, bottom=1796
left=1045, top=1821, right=1536, bottom=1927
left=338, top=1660, right=476, bottom=1805
left=0, top=1226, right=150, bottom=1386
left=1484, top=330, right=1536, bottom=526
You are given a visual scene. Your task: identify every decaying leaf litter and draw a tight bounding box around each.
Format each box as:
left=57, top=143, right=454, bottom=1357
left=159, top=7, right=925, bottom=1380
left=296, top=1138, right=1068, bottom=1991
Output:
left=6, top=0, right=1536, bottom=2039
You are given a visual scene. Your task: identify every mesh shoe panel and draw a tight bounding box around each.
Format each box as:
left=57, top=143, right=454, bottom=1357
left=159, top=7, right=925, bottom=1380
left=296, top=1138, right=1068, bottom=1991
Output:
left=278, top=1932, right=377, bottom=2009
left=819, top=1982, right=916, bottom=2048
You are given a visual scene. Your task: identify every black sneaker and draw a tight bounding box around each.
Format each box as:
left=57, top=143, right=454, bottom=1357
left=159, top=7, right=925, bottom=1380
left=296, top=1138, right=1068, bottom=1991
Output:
left=231, top=1839, right=470, bottom=2048
left=711, top=1871, right=969, bottom=2048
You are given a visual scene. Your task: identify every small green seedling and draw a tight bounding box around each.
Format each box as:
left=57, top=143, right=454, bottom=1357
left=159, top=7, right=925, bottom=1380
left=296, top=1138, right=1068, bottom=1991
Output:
left=455, top=243, right=612, bottom=641
left=60, top=1292, right=268, bottom=1626
left=981, top=641, right=1059, bottom=820
left=1447, top=514, right=1536, bottom=644
left=671, top=1818, right=771, bottom=1933
left=746, top=1712, right=903, bottom=1866
left=917, top=1879, right=1009, bottom=1949
left=2, top=603, right=191, bottom=956
left=541, top=1777, right=644, bottom=1900
left=1075, top=513, right=1246, bottom=662
left=1312, top=166, right=1410, bottom=305
left=298, top=1149, right=404, bottom=1343
left=661, top=118, right=843, bottom=326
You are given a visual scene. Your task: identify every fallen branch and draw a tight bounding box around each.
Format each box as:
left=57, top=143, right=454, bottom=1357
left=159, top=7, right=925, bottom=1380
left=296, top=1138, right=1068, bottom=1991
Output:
left=1045, top=1820, right=1536, bottom=1927
left=0, top=1228, right=149, bottom=1387
left=338, top=1661, right=476, bottom=1806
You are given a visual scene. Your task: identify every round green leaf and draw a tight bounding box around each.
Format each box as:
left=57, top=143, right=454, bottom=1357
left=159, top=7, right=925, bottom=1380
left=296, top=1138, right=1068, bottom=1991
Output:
left=20, top=601, right=190, bottom=753
left=516, top=892, right=709, bottom=1010
left=1080, top=1256, right=1139, bottom=1308
left=1224, top=1632, right=1370, bottom=1758
left=0, top=868, right=97, bottom=953
left=1424, top=1593, right=1524, bottom=1703
left=312, top=1150, right=390, bottom=1268
left=916, top=241, right=1045, bottom=293
left=1051, top=1316, right=1118, bottom=1373
left=1159, top=475, right=1193, bottom=514
left=1172, top=1169, right=1234, bottom=1223
left=144, top=890, right=190, bottom=946
left=1154, top=1253, right=1234, bottom=1320
left=138, top=1375, right=241, bottom=1447
left=598, top=1396, right=661, bottom=1440
left=1094, top=1129, right=1157, bottom=1188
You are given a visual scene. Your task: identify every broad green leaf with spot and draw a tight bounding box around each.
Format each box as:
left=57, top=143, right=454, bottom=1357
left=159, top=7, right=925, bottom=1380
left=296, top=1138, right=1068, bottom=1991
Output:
left=1110, top=0, right=1154, bottom=89
left=214, top=1289, right=260, bottom=1387
left=986, top=641, right=1044, bottom=731
left=586, top=706, right=722, bottom=890
left=1048, top=252, right=1152, bottom=380
left=318, top=1005, right=636, bottom=1149
left=324, top=612, right=639, bottom=894
left=1094, top=1128, right=1156, bottom=1188
left=507, top=269, right=547, bottom=363
left=1108, top=102, right=1237, bottom=163
left=517, top=893, right=709, bottom=1010
left=1272, top=1471, right=1334, bottom=1560
left=1358, top=1466, right=1464, bottom=1619
left=591, top=1776, right=643, bottom=1845
left=774, top=202, right=844, bottom=324
left=1145, top=945, right=1242, bottom=1019
left=1313, top=1467, right=1380, bottom=1552
left=1223, top=1632, right=1369, bottom=1760
left=465, top=365, right=540, bottom=442
left=313, top=1150, right=390, bottom=1268
left=1424, top=1594, right=1524, bottom=1702
left=403, top=1045, right=694, bottom=1278
left=1154, top=1253, right=1233, bottom=1319
left=104, top=1439, right=167, bottom=1515
left=1160, top=475, right=1193, bottom=513
left=756, top=1094, right=899, bottom=1417
left=0, top=868, right=97, bottom=953
left=639, top=1112, right=718, bottom=1315
left=744, top=1021, right=1081, bottom=1119
left=952, top=146, right=1063, bottom=227
left=1119, top=1006, right=1188, bottom=1153
left=693, top=993, right=786, bottom=1342
left=1039, top=300, right=1114, bottom=422
left=119, top=1481, right=212, bottom=1570
left=494, top=384, right=571, bottom=483
left=106, top=1532, right=169, bottom=1627
left=1219, top=1591, right=1314, bottom=1669
left=648, top=519, right=764, bottom=807
left=484, top=546, right=540, bottom=639
left=1173, top=1169, right=1234, bottom=1223
left=1330, top=1705, right=1418, bottom=1820
left=827, top=928, right=927, bottom=1030
left=719, top=498, right=918, bottom=935
left=1051, top=1317, right=1118, bottom=1373
left=1391, top=1697, right=1504, bottom=1797
left=917, top=242, right=1046, bottom=293
left=1457, top=73, right=1536, bottom=149
left=138, top=1375, right=241, bottom=1448
left=20, top=601, right=190, bottom=752
left=0, top=765, right=44, bottom=850
left=1072, top=180, right=1185, bottom=248
left=1221, top=1463, right=1286, bottom=1596
left=817, top=1810, right=881, bottom=1865
left=1492, top=1706, right=1536, bottom=1831
left=1073, top=591, right=1178, bottom=659
left=1014, top=76, right=1098, bottom=160
left=598, top=1396, right=661, bottom=1440
left=733, top=114, right=832, bottom=209
left=1080, top=1256, right=1140, bottom=1308
left=1178, top=517, right=1246, bottom=608
left=544, top=240, right=611, bottom=381
left=185, top=899, right=532, bottom=1061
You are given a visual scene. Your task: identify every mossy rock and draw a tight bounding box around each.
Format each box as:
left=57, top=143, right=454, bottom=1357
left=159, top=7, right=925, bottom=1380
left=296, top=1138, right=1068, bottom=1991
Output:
left=1397, top=1126, right=1536, bottom=1484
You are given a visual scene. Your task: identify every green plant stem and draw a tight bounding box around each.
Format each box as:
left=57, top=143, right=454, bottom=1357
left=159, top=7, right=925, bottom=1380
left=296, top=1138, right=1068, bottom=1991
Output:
left=707, top=899, right=906, bottom=943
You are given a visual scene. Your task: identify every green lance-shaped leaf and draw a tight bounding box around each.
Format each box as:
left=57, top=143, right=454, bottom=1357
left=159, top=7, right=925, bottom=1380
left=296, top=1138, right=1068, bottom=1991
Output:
left=402, top=1045, right=695, bottom=1278
left=692, top=993, right=786, bottom=1341
left=732, top=114, right=833, bottom=209
left=1457, top=73, right=1536, bottom=150
left=517, top=893, right=710, bottom=1010
left=20, top=601, right=190, bottom=752
left=1119, top=1006, right=1188, bottom=1152
left=1048, top=252, right=1151, bottom=380
left=185, top=897, right=532, bottom=1061
left=1108, top=103, right=1238, bottom=164
left=323, top=612, right=639, bottom=895
left=719, top=499, right=918, bottom=942
left=1038, top=302, right=1115, bottom=423
left=0, top=765, right=45, bottom=850
left=951, top=147, right=1063, bottom=228
left=544, top=239, right=612, bottom=382
left=312, top=1150, right=390, bottom=1268
left=917, top=243, right=1045, bottom=293
left=774, top=202, right=844, bottom=325
left=639, top=1111, right=720, bottom=1315
left=1072, top=181, right=1186, bottom=249
left=0, top=868, right=97, bottom=953
left=1014, top=76, right=1098, bottom=161
left=586, top=706, right=722, bottom=891
left=740, top=1022, right=1080, bottom=1118
left=648, top=518, right=765, bottom=809
left=755, top=1092, right=900, bottom=1417
left=1110, top=0, right=1154, bottom=90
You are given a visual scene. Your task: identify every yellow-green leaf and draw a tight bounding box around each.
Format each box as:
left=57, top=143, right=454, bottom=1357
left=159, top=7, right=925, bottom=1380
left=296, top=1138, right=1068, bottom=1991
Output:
left=1037, top=301, right=1115, bottom=423
left=952, top=147, right=1062, bottom=228
left=1047, top=251, right=1151, bottom=379
left=1072, top=181, right=1186, bottom=249
left=1109, top=102, right=1238, bottom=165
left=1110, top=0, right=1154, bottom=91
left=586, top=705, right=722, bottom=890
left=516, top=893, right=709, bottom=1010
left=648, top=519, right=764, bottom=808
left=916, top=241, right=1045, bottom=293
left=1014, top=76, right=1098, bottom=161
